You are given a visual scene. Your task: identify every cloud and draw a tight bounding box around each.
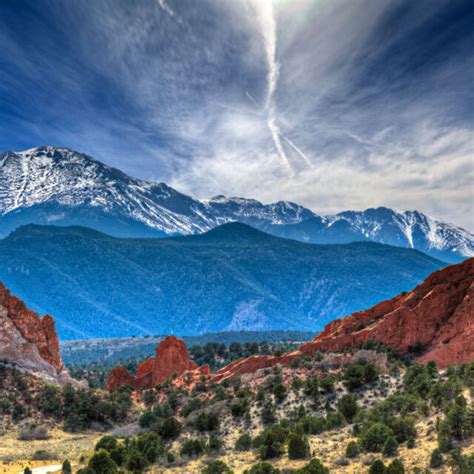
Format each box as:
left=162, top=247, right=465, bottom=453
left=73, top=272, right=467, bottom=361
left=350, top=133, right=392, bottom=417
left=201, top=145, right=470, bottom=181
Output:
left=0, top=0, right=472, bottom=230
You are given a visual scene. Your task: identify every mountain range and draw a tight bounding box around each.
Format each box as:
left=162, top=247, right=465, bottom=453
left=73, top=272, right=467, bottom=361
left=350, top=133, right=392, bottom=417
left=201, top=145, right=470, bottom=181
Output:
left=0, top=222, right=443, bottom=339
left=1, top=146, right=472, bottom=262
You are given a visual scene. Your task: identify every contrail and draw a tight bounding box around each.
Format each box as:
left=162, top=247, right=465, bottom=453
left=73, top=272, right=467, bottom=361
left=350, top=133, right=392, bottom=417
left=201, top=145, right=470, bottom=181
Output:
left=158, top=0, right=174, bottom=17
left=280, top=133, right=313, bottom=167
left=249, top=0, right=290, bottom=170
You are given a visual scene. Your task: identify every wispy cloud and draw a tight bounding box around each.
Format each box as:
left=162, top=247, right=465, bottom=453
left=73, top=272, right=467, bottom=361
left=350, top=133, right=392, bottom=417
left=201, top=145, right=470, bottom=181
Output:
left=0, top=0, right=472, bottom=230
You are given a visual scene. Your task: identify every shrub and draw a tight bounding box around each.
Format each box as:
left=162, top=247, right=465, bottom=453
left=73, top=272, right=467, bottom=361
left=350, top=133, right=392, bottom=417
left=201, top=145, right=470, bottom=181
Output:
left=369, top=459, right=387, bottom=474
left=32, top=450, right=55, bottom=461
left=387, top=458, right=404, bottom=474
left=88, top=450, right=118, bottom=474
left=18, top=424, right=50, bottom=441
left=235, top=433, right=253, bottom=451
left=194, top=412, right=219, bottom=432
left=244, top=463, right=280, bottom=474
left=201, top=460, right=232, bottom=474
left=406, top=437, right=415, bottom=449
left=207, top=434, right=223, bottom=453
left=337, top=394, right=358, bottom=422
left=159, top=416, right=181, bottom=439
left=296, top=458, right=329, bottom=474
left=345, top=441, right=360, bottom=458
left=430, top=448, right=443, bottom=468
left=139, top=410, right=158, bottom=428
left=62, top=460, right=72, bottom=474
left=180, top=438, right=206, bottom=457
left=24, top=468, right=32, bottom=474
left=382, top=437, right=398, bottom=457
left=258, top=425, right=287, bottom=460
left=287, top=432, right=310, bottom=460
left=361, top=423, right=393, bottom=452
left=261, top=402, right=276, bottom=425
left=95, top=435, right=118, bottom=452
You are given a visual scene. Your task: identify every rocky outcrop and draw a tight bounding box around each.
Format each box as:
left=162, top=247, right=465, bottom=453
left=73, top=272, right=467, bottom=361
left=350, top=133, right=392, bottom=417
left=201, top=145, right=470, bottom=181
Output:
left=105, top=366, right=135, bottom=390
left=152, top=336, right=197, bottom=385
left=0, top=282, right=77, bottom=385
left=105, top=336, right=200, bottom=390
left=211, top=259, right=473, bottom=381
left=299, top=258, right=474, bottom=368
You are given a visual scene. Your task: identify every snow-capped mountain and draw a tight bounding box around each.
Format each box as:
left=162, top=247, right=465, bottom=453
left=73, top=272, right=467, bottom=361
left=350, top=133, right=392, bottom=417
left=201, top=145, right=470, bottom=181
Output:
left=0, top=146, right=472, bottom=262
left=0, top=146, right=316, bottom=237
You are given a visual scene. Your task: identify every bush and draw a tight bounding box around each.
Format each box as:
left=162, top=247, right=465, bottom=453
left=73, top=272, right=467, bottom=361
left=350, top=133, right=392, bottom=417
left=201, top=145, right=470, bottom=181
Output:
left=361, top=423, right=393, bottom=452
left=18, top=424, right=50, bottom=441
left=337, top=394, right=358, bottom=422
left=202, top=460, right=232, bottom=474
left=62, top=460, right=72, bottom=474
left=430, top=448, right=443, bottom=468
left=345, top=363, right=378, bottom=391
left=124, top=448, right=147, bottom=472
left=244, top=463, right=280, bottom=474
left=194, top=412, right=219, bottom=432
left=368, top=459, right=386, bottom=474
left=387, top=458, right=404, bottom=474
left=296, top=458, right=329, bottom=474
left=345, top=441, right=360, bottom=458
left=88, top=450, right=118, bottom=474
left=95, top=435, right=118, bottom=452
left=257, top=425, right=288, bottom=460
left=32, top=450, right=55, bottom=461
left=180, top=438, right=206, bottom=457
left=24, top=469, right=32, bottom=474
left=287, top=432, right=310, bottom=460
left=382, top=437, right=398, bottom=457
left=159, top=417, right=181, bottom=439
left=235, top=433, right=253, bottom=451
left=207, top=434, right=223, bottom=453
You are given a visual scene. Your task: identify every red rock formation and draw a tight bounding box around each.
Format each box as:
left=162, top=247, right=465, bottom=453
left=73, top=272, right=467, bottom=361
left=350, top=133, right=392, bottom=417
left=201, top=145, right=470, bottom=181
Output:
left=105, top=336, right=200, bottom=390
left=0, top=282, right=79, bottom=385
left=152, top=336, right=197, bottom=386
left=0, top=283, right=63, bottom=370
left=105, top=366, right=135, bottom=390
left=299, top=258, right=474, bottom=368
left=212, top=259, right=474, bottom=381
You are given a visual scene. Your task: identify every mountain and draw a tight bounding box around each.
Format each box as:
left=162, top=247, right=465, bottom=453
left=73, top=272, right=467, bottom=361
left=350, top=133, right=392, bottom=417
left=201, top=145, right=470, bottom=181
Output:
left=267, top=208, right=474, bottom=263
left=0, top=222, right=444, bottom=339
left=1, top=146, right=472, bottom=262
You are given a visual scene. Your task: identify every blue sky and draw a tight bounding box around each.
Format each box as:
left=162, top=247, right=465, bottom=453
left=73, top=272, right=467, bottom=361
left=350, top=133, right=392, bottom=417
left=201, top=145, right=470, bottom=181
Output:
left=1, top=0, right=473, bottom=229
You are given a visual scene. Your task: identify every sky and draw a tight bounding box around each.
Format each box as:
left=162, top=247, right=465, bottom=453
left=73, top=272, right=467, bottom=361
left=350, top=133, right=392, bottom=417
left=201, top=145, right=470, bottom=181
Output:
left=0, top=0, right=473, bottom=230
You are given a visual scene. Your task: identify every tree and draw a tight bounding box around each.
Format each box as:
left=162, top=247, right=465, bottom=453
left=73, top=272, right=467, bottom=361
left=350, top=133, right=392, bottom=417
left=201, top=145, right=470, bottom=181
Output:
left=62, top=460, right=72, bottom=474
left=361, top=423, right=393, bottom=452
left=88, top=450, right=118, bottom=474
left=296, top=458, right=329, bottom=474
left=430, top=448, right=443, bottom=468
left=195, top=412, right=219, bottom=432
left=125, top=448, right=148, bottom=473
left=244, top=463, right=280, bottom=474
left=368, top=459, right=387, bottom=474
left=235, top=433, right=253, bottom=451
left=337, top=394, right=358, bottom=422
left=345, top=441, right=360, bottom=458
left=287, top=432, right=310, bottom=460
left=201, top=460, right=232, bottom=474
left=95, top=435, right=118, bottom=452
left=160, top=416, right=181, bottom=440
left=24, top=468, right=32, bottom=474
left=382, top=437, right=399, bottom=457
left=387, top=459, right=405, bottom=474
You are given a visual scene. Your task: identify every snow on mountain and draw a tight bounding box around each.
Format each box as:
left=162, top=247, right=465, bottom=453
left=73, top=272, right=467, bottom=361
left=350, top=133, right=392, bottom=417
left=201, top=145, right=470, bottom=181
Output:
left=0, top=146, right=472, bottom=262
left=0, top=146, right=316, bottom=235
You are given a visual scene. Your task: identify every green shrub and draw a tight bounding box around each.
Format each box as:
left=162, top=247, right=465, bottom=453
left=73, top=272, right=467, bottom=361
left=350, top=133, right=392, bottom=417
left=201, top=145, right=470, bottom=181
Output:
left=180, top=438, right=206, bottom=457
left=368, top=459, right=386, bottom=474
left=194, top=412, right=219, bottom=432
left=361, top=423, right=393, bottom=452
left=295, top=458, right=329, bottom=474
left=387, top=458, right=404, bottom=474
left=201, top=460, right=232, bottom=474
left=62, top=460, right=72, bottom=474
left=88, top=450, right=118, bottom=474
left=287, top=432, right=310, bottom=460
left=235, top=433, right=253, bottom=451
left=337, top=394, right=358, bottom=422
left=430, top=448, right=443, bottom=468
left=382, top=437, right=398, bottom=457
left=159, top=416, right=181, bottom=439
left=345, top=441, right=360, bottom=458
left=32, top=450, right=55, bottom=461
left=244, top=462, right=280, bottom=474
left=95, top=435, right=118, bottom=452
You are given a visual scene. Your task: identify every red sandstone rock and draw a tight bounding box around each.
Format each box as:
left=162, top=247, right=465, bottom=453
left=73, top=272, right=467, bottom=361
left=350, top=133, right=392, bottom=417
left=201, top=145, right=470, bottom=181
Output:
left=105, top=336, right=199, bottom=390
left=152, top=336, right=197, bottom=385
left=212, top=259, right=473, bottom=381
left=0, top=282, right=80, bottom=386
left=105, top=366, right=135, bottom=390
left=0, top=283, right=63, bottom=370
left=299, top=258, right=474, bottom=368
